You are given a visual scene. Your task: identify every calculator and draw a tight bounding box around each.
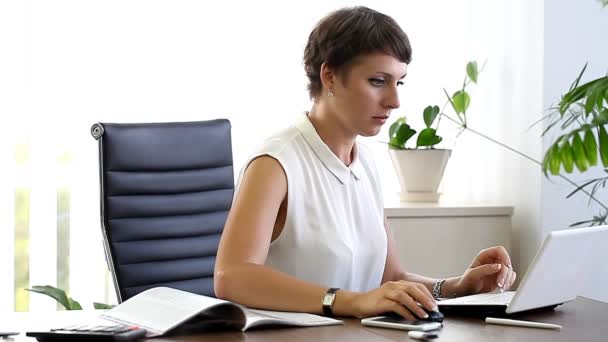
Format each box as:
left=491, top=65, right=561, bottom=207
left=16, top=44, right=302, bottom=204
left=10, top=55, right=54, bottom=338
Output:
left=26, top=322, right=146, bottom=341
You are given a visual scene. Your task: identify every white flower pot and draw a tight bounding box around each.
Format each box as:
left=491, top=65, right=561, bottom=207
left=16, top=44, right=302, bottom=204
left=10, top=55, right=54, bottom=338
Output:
left=388, top=149, right=451, bottom=202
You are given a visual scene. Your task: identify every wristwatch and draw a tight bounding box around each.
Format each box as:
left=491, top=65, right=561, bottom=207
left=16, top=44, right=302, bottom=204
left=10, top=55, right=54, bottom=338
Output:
left=322, top=288, right=340, bottom=316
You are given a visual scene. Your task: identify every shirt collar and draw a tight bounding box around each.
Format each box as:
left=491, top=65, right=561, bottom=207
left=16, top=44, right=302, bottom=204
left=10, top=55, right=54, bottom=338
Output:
left=295, top=113, right=363, bottom=184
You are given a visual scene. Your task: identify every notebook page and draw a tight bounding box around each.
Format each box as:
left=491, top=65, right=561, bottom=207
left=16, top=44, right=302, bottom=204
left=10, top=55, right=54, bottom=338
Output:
left=102, top=287, right=230, bottom=335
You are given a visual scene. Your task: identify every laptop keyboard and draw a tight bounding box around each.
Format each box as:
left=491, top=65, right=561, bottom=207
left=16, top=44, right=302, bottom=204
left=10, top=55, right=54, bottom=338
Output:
left=439, top=291, right=515, bottom=305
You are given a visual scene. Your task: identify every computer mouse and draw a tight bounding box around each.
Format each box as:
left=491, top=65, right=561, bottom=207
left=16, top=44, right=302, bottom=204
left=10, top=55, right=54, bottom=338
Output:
left=423, top=308, right=444, bottom=323
left=381, top=307, right=444, bottom=323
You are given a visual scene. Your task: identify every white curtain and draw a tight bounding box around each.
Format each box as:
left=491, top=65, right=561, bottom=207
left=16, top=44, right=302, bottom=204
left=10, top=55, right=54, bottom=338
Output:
left=0, top=0, right=543, bottom=311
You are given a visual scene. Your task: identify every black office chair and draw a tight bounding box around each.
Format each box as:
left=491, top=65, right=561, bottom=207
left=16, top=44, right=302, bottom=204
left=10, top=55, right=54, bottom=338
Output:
left=91, top=120, right=234, bottom=302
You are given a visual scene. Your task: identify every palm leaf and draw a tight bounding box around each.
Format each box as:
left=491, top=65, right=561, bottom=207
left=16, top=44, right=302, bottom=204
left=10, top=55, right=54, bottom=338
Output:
left=560, top=140, right=574, bottom=173
left=566, top=176, right=606, bottom=198
left=559, top=67, right=607, bottom=116
left=583, top=128, right=599, bottom=166
left=599, top=125, right=608, bottom=167
left=543, top=112, right=608, bottom=173
left=571, top=133, right=588, bottom=172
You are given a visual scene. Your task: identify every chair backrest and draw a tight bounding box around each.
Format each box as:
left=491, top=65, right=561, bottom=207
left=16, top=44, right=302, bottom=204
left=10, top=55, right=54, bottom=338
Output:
left=91, top=120, right=233, bottom=302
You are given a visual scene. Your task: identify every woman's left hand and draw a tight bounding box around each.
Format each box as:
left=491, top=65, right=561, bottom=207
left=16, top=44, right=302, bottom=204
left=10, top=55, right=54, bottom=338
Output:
left=457, top=246, right=517, bottom=295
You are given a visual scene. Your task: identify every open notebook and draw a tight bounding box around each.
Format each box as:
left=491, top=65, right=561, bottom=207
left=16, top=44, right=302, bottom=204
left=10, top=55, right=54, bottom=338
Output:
left=438, top=225, right=608, bottom=315
left=99, top=287, right=342, bottom=337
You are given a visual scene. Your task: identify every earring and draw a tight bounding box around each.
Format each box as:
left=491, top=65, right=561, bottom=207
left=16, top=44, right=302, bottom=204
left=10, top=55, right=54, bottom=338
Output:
left=327, top=89, right=334, bottom=97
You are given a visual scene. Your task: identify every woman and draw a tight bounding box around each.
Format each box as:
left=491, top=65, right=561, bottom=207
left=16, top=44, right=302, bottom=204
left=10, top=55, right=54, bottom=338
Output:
left=214, top=6, right=516, bottom=320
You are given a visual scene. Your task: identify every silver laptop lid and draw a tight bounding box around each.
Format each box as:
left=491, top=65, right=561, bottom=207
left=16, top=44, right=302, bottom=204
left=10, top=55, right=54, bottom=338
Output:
left=507, top=225, right=608, bottom=314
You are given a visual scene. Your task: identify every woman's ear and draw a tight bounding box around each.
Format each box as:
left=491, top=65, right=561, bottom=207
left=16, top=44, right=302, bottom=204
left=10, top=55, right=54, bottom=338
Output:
left=319, top=62, right=336, bottom=93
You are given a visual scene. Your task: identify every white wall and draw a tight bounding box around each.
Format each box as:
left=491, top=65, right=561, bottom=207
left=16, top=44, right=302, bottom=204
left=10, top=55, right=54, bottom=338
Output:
left=542, top=0, right=608, bottom=302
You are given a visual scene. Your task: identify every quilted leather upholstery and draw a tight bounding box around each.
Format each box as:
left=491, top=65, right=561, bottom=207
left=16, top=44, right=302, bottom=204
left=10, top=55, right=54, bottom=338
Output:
left=92, top=120, right=233, bottom=302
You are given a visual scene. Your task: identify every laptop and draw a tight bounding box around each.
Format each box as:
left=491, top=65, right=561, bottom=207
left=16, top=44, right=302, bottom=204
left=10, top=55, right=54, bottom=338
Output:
left=437, top=225, right=608, bottom=316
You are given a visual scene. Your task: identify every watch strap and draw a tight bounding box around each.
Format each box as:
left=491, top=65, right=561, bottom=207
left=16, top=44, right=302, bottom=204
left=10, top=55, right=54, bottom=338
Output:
left=432, top=279, right=446, bottom=299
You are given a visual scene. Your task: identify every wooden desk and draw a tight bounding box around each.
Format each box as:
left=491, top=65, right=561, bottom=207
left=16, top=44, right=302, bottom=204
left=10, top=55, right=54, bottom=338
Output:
left=2, top=297, right=606, bottom=341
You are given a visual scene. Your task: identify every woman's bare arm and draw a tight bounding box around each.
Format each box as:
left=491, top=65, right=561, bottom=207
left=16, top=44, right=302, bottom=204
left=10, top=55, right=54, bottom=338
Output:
left=214, top=156, right=353, bottom=314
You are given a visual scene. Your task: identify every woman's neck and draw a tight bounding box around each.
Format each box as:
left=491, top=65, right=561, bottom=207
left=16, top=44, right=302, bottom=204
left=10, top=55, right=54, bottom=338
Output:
left=307, top=104, right=357, bottom=166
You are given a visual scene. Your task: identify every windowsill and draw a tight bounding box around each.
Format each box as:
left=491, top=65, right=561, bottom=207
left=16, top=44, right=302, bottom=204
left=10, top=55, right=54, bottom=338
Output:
left=384, top=196, right=514, bottom=218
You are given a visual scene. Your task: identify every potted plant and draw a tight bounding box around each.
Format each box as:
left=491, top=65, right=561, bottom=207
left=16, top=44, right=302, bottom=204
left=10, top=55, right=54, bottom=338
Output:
left=388, top=61, right=481, bottom=202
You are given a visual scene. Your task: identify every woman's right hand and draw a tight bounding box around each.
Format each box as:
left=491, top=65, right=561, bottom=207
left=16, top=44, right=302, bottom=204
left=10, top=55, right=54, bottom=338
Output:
left=338, top=281, right=437, bottom=320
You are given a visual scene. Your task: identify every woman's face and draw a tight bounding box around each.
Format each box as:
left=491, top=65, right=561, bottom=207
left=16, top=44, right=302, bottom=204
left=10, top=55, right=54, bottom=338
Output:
left=330, top=52, right=407, bottom=137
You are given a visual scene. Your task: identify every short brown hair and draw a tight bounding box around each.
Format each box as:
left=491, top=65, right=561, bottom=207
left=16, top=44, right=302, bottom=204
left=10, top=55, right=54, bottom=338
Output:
left=303, top=6, right=412, bottom=100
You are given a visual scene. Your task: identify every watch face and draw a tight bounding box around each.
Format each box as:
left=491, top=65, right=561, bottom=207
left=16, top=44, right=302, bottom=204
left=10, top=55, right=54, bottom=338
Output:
left=323, top=293, right=336, bottom=306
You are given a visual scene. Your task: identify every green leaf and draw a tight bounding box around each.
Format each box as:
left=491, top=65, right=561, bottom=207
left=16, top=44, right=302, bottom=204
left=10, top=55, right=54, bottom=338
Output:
left=558, top=69, right=603, bottom=115
left=389, top=117, right=406, bottom=139
left=597, top=86, right=606, bottom=109
left=416, top=128, right=442, bottom=147
left=68, top=298, right=82, bottom=310
left=451, top=90, right=471, bottom=114
left=389, top=122, right=398, bottom=140
left=585, top=85, right=598, bottom=115
left=389, top=137, right=404, bottom=149
left=566, top=63, right=587, bottom=93
left=571, top=133, right=588, bottom=172
left=26, top=285, right=71, bottom=310
left=423, top=105, right=440, bottom=128
left=466, top=61, right=479, bottom=83
left=592, top=108, right=608, bottom=125
left=94, top=302, right=116, bottom=310
left=584, top=128, right=598, bottom=166
left=549, top=144, right=561, bottom=175
left=541, top=148, right=550, bottom=175
left=599, top=125, right=608, bottom=167
left=560, top=140, right=574, bottom=173
left=582, top=79, right=608, bottom=117
left=560, top=76, right=608, bottom=116
left=395, top=123, right=416, bottom=146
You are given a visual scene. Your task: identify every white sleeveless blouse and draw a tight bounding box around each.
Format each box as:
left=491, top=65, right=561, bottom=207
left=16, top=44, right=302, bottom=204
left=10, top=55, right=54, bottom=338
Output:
left=235, top=113, right=387, bottom=292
